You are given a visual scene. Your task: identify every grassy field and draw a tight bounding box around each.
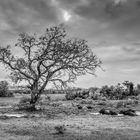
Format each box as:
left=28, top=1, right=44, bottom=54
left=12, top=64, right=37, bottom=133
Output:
left=0, top=94, right=140, bottom=140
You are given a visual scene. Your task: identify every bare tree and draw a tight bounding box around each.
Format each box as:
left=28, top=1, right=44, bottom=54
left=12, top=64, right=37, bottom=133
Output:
left=0, top=25, right=101, bottom=109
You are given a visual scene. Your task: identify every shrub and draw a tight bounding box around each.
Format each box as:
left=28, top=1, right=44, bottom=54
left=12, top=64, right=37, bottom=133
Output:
left=134, top=89, right=140, bottom=96
left=6, top=91, right=14, bottom=97
left=91, top=92, right=102, bottom=100
left=136, top=95, right=140, bottom=100
left=100, top=84, right=128, bottom=100
left=54, top=125, right=66, bottom=134
left=19, top=96, right=31, bottom=104
left=16, top=96, right=32, bottom=111
left=65, top=92, right=76, bottom=100
left=116, top=101, right=125, bottom=108
left=0, top=81, right=13, bottom=97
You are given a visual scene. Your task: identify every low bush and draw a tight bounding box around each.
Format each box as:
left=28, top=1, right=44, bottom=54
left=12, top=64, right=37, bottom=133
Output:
left=100, top=84, right=128, bottom=100
left=65, top=92, right=76, bottom=100
left=54, top=125, right=66, bottom=134
left=91, top=92, right=100, bottom=100
left=19, top=96, right=31, bottom=104
left=16, top=96, right=32, bottom=111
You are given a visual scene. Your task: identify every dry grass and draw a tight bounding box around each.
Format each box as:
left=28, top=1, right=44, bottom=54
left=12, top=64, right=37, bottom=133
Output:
left=0, top=94, right=140, bottom=140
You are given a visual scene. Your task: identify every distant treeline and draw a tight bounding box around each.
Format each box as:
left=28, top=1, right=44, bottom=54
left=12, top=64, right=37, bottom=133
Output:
left=1, top=80, right=140, bottom=100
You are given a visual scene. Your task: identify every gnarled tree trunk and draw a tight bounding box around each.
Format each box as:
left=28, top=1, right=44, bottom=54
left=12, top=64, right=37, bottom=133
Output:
left=30, top=92, right=39, bottom=110
left=29, top=81, right=40, bottom=110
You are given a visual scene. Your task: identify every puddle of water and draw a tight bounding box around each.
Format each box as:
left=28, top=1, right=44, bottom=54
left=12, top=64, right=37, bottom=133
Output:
left=0, top=113, right=27, bottom=118
left=136, top=112, right=140, bottom=116
left=4, top=113, right=26, bottom=118
left=117, top=114, right=124, bottom=117
left=0, top=113, right=45, bottom=118
left=90, top=112, right=100, bottom=115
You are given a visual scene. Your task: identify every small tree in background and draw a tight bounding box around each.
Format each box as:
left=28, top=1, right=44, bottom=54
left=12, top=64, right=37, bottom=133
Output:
left=0, top=81, right=8, bottom=97
left=123, top=81, right=134, bottom=96
left=0, top=25, right=101, bottom=109
left=0, top=80, right=13, bottom=97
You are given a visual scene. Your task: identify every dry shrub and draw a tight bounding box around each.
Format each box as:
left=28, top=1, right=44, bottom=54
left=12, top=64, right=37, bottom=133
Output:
left=19, top=96, right=31, bottom=104
left=65, top=92, right=76, bottom=100
left=115, top=101, right=124, bottom=108
left=54, top=125, right=66, bottom=134
left=91, top=92, right=101, bottom=100
left=16, top=96, right=32, bottom=111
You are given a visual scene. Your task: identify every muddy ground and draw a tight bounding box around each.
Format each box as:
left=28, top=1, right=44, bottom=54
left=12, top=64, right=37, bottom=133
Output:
left=0, top=94, right=140, bottom=140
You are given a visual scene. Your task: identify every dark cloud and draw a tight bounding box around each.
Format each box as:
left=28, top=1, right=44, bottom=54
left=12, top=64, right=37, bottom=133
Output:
left=18, top=0, right=58, bottom=20
left=0, top=0, right=59, bottom=33
left=70, top=0, right=140, bottom=21
left=56, top=0, right=81, bottom=7
left=57, top=0, right=140, bottom=45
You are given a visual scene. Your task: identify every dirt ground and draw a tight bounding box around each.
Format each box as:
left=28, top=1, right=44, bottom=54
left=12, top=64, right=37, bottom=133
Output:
left=0, top=94, right=140, bottom=140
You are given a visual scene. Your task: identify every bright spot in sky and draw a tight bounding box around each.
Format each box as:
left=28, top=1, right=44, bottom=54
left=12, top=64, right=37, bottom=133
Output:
left=114, top=0, right=127, bottom=4
left=63, top=10, right=71, bottom=22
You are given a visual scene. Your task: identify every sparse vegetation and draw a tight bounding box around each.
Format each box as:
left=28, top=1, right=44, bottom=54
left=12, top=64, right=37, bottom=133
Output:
left=0, top=87, right=139, bottom=139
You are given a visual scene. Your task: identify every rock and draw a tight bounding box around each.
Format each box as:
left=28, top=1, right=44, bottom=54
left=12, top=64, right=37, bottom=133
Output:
left=83, top=106, right=87, bottom=110
left=119, top=109, right=137, bottom=116
left=136, top=111, right=140, bottom=116
left=99, top=108, right=110, bottom=115
left=99, top=108, right=118, bottom=115
left=109, top=110, right=118, bottom=115
left=90, top=112, right=100, bottom=115
left=86, top=105, right=93, bottom=109
left=77, top=104, right=83, bottom=109
left=54, top=125, right=66, bottom=134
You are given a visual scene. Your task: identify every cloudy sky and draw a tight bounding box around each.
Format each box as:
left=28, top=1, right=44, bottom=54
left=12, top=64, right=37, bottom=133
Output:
left=0, top=0, right=140, bottom=88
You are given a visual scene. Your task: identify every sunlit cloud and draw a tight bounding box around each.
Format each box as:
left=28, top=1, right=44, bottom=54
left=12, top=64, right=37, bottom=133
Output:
left=63, top=10, right=71, bottom=22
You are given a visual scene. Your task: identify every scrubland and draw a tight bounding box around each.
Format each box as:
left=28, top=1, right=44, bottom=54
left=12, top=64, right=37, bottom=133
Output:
left=0, top=93, right=140, bottom=140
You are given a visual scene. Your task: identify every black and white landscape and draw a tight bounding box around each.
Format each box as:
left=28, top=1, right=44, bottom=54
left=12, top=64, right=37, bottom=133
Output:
left=0, top=0, right=140, bottom=140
